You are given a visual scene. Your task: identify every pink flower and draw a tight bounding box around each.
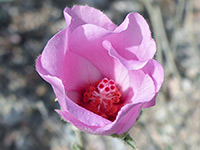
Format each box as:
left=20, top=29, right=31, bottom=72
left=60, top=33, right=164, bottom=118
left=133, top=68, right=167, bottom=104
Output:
left=36, top=5, right=164, bottom=135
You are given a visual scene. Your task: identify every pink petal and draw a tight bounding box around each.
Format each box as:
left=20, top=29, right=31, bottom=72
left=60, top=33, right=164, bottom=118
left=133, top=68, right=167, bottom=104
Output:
left=133, top=74, right=155, bottom=104
left=56, top=109, right=115, bottom=134
left=142, top=59, right=164, bottom=92
left=103, top=40, right=148, bottom=70
left=37, top=29, right=67, bottom=77
left=57, top=103, right=142, bottom=135
left=61, top=96, right=112, bottom=127
left=56, top=109, right=98, bottom=133
left=58, top=80, right=112, bottom=127
left=68, top=5, right=117, bottom=31
left=112, top=59, right=130, bottom=97
left=129, top=70, right=156, bottom=104
left=142, top=95, right=156, bottom=108
left=37, top=62, right=111, bottom=127
left=69, top=24, right=132, bottom=95
left=36, top=29, right=68, bottom=111
left=114, top=104, right=142, bottom=135
left=96, top=66, right=158, bottom=134
left=37, top=53, right=111, bottom=127
left=105, top=13, right=156, bottom=70
left=64, top=7, right=85, bottom=32
left=93, top=103, right=142, bottom=135
left=62, top=50, right=102, bottom=92
left=69, top=24, right=115, bottom=78
left=141, top=59, right=164, bottom=108
left=34, top=68, right=67, bottom=111
left=36, top=27, right=111, bottom=128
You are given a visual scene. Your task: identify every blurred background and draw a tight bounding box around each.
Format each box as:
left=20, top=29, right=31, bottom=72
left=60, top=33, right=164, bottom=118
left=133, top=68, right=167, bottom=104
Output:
left=0, top=0, right=200, bottom=150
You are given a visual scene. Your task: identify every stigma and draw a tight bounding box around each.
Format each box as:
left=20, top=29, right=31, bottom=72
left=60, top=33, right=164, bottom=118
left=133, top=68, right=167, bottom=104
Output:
left=81, top=78, right=122, bottom=121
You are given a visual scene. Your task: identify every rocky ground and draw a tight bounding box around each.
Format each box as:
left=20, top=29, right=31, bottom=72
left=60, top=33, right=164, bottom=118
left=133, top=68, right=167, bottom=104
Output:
left=0, top=0, right=200, bottom=150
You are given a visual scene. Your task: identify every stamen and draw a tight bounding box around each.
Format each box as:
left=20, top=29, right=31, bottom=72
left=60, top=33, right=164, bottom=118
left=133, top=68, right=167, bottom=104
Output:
left=82, top=78, right=122, bottom=121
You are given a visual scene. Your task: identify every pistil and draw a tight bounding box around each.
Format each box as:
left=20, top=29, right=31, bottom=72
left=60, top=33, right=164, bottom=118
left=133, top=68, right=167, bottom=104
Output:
left=81, top=78, right=122, bottom=121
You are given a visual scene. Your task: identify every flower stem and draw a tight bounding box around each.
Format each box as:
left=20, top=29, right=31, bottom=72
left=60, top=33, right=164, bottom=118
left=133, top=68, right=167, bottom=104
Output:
left=123, top=134, right=138, bottom=150
left=111, top=132, right=138, bottom=150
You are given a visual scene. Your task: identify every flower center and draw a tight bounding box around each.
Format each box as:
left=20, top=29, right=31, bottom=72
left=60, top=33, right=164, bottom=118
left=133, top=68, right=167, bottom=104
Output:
left=81, top=78, right=122, bottom=121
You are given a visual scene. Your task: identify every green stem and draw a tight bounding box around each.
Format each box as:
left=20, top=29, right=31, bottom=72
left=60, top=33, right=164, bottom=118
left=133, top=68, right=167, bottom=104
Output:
left=123, top=134, right=138, bottom=150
